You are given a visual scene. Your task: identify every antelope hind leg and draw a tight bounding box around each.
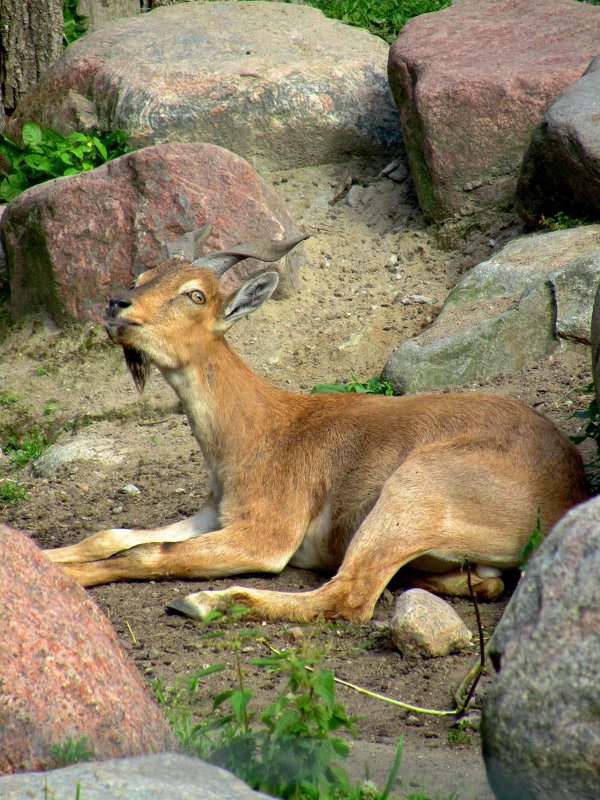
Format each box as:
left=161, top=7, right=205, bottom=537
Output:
left=405, top=568, right=505, bottom=601
left=171, top=472, right=455, bottom=623
left=171, top=447, right=527, bottom=622
left=172, top=563, right=506, bottom=623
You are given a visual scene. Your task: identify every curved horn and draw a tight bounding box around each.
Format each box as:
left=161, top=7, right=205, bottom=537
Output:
left=193, top=233, right=309, bottom=277
left=166, top=222, right=213, bottom=261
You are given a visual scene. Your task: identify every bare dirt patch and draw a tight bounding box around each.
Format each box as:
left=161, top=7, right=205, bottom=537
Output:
left=0, top=159, right=593, bottom=799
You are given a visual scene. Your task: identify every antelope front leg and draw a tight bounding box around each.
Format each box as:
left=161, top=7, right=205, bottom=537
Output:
left=44, top=503, right=220, bottom=565
left=50, top=522, right=302, bottom=587
left=171, top=449, right=517, bottom=623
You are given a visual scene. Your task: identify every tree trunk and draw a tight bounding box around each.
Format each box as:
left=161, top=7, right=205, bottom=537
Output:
left=0, top=0, right=63, bottom=127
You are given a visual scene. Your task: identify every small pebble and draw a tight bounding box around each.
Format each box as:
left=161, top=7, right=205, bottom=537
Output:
left=388, top=164, right=409, bottom=182
left=284, top=626, right=305, bottom=642
left=400, top=294, right=432, bottom=305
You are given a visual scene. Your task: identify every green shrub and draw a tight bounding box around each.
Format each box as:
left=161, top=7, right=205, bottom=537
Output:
left=540, top=211, right=588, bottom=231
left=0, top=123, right=130, bottom=202
left=572, top=385, right=600, bottom=492
left=63, top=0, right=88, bottom=47
left=312, top=374, right=394, bottom=396
left=519, top=510, right=544, bottom=573
left=305, top=0, right=451, bottom=43
left=156, top=643, right=402, bottom=799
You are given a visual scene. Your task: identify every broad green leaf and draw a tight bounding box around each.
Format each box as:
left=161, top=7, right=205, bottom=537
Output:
left=213, top=689, right=234, bottom=710
left=44, top=128, right=66, bottom=146
left=229, top=689, right=252, bottom=722
left=311, top=382, right=351, bottom=394
left=66, top=132, right=89, bottom=145
left=24, top=155, right=52, bottom=173
left=92, top=136, right=107, bottom=159
left=22, top=123, right=42, bottom=146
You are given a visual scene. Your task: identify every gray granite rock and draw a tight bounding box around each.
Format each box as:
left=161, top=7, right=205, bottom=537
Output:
left=517, top=55, right=600, bottom=226
left=482, top=496, right=600, bottom=800
left=33, top=433, right=128, bottom=476
left=391, top=589, right=472, bottom=658
left=12, top=2, right=401, bottom=171
left=77, top=0, right=139, bottom=27
left=0, top=753, right=271, bottom=798
left=383, top=226, right=600, bottom=393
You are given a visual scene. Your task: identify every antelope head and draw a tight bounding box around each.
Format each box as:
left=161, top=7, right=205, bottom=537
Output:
left=104, top=226, right=308, bottom=390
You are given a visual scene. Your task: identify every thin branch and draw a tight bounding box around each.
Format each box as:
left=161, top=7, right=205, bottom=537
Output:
left=467, top=561, right=486, bottom=671
left=454, top=561, right=488, bottom=714
left=259, top=639, right=458, bottom=718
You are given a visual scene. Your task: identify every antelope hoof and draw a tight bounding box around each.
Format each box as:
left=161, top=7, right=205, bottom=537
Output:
left=473, top=576, right=505, bottom=601
left=166, top=591, right=225, bottom=620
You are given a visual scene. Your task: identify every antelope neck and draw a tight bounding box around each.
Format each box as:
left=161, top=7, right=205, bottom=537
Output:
left=159, top=338, right=298, bottom=467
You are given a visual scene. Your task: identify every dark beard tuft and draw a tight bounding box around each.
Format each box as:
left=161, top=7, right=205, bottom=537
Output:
left=123, top=347, right=150, bottom=392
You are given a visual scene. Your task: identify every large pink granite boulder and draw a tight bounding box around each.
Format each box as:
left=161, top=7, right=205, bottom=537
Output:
left=0, top=525, right=176, bottom=775
left=10, top=1, right=400, bottom=171
left=1, top=142, right=304, bottom=323
left=388, top=0, right=600, bottom=223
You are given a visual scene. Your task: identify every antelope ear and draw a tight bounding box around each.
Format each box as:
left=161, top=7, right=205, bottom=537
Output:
left=220, top=271, right=279, bottom=327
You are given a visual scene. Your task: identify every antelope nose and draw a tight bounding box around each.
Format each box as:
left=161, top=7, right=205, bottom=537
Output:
left=107, top=296, right=132, bottom=317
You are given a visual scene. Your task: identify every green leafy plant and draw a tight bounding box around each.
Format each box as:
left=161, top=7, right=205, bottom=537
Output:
left=223, top=0, right=450, bottom=41
left=50, top=736, right=95, bottom=766
left=0, top=479, right=28, bottom=505
left=312, top=374, right=394, bottom=396
left=63, top=0, right=89, bottom=47
left=572, top=383, right=600, bottom=492
left=539, top=211, right=588, bottom=231
left=156, top=641, right=402, bottom=799
left=303, top=0, right=451, bottom=42
left=519, top=510, right=544, bottom=573
left=0, top=123, right=131, bottom=202
left=447, top=717, right=476, bottom=747
left=4, top=430, right=49, bottom=467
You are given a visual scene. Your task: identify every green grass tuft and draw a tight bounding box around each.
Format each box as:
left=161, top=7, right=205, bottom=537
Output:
left=4, top=431, right=50, bottom=467
left=0, top=479, right=28, bottom=505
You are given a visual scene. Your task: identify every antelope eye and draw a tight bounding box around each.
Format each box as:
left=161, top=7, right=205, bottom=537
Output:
left=187, top=290, right=206, bottom=305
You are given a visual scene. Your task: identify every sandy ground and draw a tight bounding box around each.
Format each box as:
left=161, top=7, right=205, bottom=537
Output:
left=0, top=158, right=593, bottom=799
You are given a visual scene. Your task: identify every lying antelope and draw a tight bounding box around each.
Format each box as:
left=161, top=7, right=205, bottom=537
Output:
left=46, top=231, right=589, bottom=622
